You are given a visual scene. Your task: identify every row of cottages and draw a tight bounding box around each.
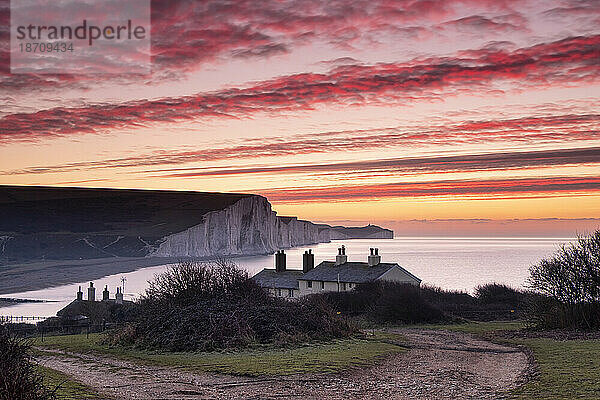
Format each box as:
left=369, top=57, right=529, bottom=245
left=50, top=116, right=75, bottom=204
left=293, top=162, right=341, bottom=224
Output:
left=252, top=246, right=421, bottom=298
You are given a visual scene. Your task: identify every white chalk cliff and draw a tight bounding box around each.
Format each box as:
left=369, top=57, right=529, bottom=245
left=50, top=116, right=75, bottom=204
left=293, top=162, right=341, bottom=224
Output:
left=151, top=195, right=393, bottom=257
left=151, top=196, right=332, bottom=257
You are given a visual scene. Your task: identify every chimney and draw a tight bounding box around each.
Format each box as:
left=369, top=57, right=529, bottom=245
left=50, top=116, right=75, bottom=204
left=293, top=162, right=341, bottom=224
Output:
left=102, top=285, right=110, bottom=301
left=87, top=282, right=96, bottom=302
left=368, top=248, right=381, bottom=266
left=76, top=286, right=83, bottom=301
left=275, top=250, right=287, bottom=272
left=115, top=287, right=123, bottom=305
left=335, top=245, right=347, bottom=265
left=303, top=249, right=315, bottom=273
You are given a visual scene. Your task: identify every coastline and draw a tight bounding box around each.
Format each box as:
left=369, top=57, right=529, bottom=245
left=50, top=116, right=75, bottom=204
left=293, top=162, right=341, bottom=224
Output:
left=0, top=256, right=213, bottom=299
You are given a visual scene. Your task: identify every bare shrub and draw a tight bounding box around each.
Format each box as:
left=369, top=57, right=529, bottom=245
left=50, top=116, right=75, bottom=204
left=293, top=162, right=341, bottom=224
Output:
left=527, top=230, right=600, bottom=329
left=0, top=325, right=56, bottom=400
left=314, top=281, right=448, bottom=324
left=110, top=261, right=354, bottom=351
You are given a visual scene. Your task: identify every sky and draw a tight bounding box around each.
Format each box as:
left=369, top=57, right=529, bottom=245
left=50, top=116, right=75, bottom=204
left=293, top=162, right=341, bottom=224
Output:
left=1, top=0, right=599, bottom=236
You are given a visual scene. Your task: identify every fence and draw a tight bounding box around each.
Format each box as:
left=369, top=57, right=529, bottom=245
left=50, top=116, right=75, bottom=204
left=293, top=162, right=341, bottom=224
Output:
left=2, top=319, right=129, bottom=341
left=0, top=315, right=52, bottom=323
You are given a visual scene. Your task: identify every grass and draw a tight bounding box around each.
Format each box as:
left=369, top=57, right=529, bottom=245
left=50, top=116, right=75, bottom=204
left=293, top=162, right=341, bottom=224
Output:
left=34, top=332, right=405, bottom=376
left=34, top=322, right=600, bottom=398
left=35, top=365, right=103, bottom=400
left=508, top=338, right=600, bottom=400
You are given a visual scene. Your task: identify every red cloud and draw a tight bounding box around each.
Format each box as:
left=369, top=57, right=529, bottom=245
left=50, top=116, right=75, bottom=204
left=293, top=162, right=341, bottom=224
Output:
left=2, top=113, right=598, bottom=176
left=257, top=176, right=600, bottom=203
left=156, top=147, right=600, bottom=179
left=1, top=34, right=599, bottom=141
left=0, top=0, right=540, bottom=91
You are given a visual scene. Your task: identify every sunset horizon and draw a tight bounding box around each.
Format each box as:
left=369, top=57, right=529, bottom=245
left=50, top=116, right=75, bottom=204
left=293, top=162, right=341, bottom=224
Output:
left=2, top=0, right=599, bottom=236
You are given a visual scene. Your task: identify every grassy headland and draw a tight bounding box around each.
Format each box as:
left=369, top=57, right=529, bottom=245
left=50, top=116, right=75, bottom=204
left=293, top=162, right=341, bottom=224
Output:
left=34, top=331, right=405, bottom=376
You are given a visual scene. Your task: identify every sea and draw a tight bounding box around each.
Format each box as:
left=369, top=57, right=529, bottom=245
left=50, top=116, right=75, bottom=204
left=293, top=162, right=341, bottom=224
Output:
left=0, top=237, right=571, bottom=319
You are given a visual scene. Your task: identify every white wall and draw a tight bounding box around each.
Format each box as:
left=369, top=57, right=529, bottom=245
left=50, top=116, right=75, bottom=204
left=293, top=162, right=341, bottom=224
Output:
left=378, top=266, right=420, bottom=286
left=298, top=280, right=356, bottom=296
left=268, top=287, right=298, bottom=298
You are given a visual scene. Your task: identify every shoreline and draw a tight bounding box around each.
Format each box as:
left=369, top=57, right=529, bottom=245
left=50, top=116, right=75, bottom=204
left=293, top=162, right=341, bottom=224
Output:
left=0, top=256, right=221, bottom=299
left=0, top=239, right=358, bottom=299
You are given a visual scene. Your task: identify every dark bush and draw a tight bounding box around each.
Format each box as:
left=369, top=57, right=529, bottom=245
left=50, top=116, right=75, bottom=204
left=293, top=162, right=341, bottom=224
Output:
left=475, top=283, right=525, bottom=307
left=315, top=281, right=448, bottom=324
left=108, top=261, right=354, bottom=351
left=0, top=324, right=56, bottom=400
left=315, top=281, right=531, bottom=324
left=527, top=230, right=600, bottom=329
left=369, top=282, right=447, bottom=324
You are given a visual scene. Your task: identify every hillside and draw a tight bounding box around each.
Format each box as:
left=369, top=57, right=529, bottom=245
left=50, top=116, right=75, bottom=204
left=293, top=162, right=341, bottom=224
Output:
left=0, top=185, right=393, bottom=264
left=0, top=186, right=251, bottom=262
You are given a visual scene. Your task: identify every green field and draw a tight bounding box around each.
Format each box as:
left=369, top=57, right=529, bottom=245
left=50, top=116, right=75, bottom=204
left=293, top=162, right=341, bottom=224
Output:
left=34, top=332, right=405, bottom=376
left=33, top=323, right=600, bottom=398
left=36, top=365, right=103, bottom=400
left=509, top=338, right=600, bottom=400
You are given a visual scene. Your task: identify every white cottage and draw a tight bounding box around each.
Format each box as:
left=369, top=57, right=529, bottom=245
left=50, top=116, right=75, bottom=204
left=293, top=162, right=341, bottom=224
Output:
left=298, top=246, right=421, bottom=296
left=252, top=250, right=303, bottom=298
left=252, top=246, right=421, bottom=298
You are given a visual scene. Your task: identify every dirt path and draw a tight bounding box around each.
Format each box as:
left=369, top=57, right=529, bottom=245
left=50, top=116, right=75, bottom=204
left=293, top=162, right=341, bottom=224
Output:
left=35, top=329, right=528, bottom=400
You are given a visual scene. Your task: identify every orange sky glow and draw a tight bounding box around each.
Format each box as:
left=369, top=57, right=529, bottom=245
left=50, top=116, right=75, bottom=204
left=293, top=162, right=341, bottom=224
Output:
left=1, top=0, right=599, bottom=236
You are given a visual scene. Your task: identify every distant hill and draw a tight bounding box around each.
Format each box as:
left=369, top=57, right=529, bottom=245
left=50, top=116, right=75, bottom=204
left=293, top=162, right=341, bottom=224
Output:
left=330, top=225, right=394, bottom=239
left=0, top=186, right=250, bottom=261
left=0, top=185, right=393, bottom=264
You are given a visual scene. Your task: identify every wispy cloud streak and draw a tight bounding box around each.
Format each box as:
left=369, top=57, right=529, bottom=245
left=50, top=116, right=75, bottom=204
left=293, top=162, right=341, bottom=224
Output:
left=2, top=113, right=598, bottom=176
left=1, top=34, right=599, bottom=141
left=258, top=176, right=600, bottom=203
left=158, top=147, right=600, bottom=178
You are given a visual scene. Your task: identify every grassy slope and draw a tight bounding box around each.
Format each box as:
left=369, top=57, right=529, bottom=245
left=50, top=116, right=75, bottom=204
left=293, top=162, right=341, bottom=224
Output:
left=411, top=321, right=600, bottom=400
left=34, top=332, right=405, bottom=376
left=34, top=322, right=600, bottom=398
left=35, top=365, right=103, bottom=400
left=509, top=338, right=600, bottom=400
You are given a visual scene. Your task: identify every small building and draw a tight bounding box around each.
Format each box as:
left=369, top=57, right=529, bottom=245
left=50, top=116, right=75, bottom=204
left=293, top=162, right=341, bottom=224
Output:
left=252, top=250, right=303, bottom=298
left=54, top=282, right=133, bottom=325
left=252, top=246, right=421, bottom=298
left=298, top=247, right=421, bottom=296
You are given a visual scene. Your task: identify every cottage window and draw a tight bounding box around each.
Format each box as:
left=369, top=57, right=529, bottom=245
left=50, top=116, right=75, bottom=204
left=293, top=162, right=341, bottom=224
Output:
left=288, top=289, right=293, bottom=297
left=341, top=282, right=346, bottom=290
left=307, top=280, right=312, bottom=288
left=278, top=289, right=282, bottom=297
left=320, top=281, right=325, bottom=290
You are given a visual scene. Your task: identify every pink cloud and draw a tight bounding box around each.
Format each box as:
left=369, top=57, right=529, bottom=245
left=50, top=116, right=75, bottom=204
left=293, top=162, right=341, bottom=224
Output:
left=1, top=34, right=599, bottom=141
left=257, top=176, right=600, bottom=203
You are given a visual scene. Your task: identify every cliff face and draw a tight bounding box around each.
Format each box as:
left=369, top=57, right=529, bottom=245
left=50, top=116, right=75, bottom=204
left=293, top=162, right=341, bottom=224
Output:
left=152, top=196, right=329, bottom=257
left=0, top=186, right=393, bottom=262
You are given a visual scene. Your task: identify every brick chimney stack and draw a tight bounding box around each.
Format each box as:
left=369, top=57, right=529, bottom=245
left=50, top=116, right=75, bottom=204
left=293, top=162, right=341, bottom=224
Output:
left=303, top=249, right=315, bottom=273
left=368, top=248, right=381, bottom=266
left=87, top=282, right=96, bottom=302
left=76, top=286, right=83, bottom=301
left=335, top=245, right=348, bottom=265
left=102, top=285, right=110, bottom=301
left=275, top=250, right=287, bottom=272
left=115, top=287, right=123, bottom=304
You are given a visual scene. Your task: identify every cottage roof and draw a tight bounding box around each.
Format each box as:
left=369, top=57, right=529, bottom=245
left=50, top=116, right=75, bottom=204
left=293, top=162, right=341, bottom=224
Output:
left=252, top=269, right=302, bottom=289
left=299, top=261, right=421, bottom=284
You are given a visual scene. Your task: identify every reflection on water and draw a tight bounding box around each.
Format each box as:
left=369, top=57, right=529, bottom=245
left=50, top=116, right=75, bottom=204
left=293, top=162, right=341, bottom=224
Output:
left=1, top=237, right=570, bottom=318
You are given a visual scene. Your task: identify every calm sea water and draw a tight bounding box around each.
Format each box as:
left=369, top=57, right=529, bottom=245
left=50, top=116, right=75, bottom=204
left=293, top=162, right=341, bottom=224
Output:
left=1, top=237, right=571, bottom=318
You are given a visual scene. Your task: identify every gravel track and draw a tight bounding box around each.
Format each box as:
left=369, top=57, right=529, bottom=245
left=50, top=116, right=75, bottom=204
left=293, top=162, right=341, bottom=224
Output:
left=35, top=328, right=528, bottom=400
